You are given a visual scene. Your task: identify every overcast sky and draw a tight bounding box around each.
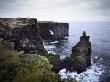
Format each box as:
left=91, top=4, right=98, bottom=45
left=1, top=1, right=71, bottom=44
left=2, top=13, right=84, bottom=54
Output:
left=0, top=0, right=110, bottom=22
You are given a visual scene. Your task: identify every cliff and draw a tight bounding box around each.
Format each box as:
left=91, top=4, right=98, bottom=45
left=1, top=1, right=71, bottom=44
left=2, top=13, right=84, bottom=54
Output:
left=38, top=21, right=69, bottom=40
left=0, top=41, right=61, bottom=82
left=0, top=18, right=77, bottom=82
left=0, top=18, right=46, bottom=54
left=52, top=31, right=92, bottom=73
left=0, top=29, right=76, bottom=82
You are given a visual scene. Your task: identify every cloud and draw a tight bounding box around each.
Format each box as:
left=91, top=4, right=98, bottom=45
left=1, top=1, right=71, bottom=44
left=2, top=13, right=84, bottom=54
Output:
left=0, top=0, right=110, bottom=21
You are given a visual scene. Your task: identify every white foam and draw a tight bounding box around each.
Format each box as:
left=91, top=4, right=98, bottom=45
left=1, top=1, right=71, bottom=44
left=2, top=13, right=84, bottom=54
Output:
left=49, top=30, right=54, bottom=35
left=59, top=63, right=104, bottom=82
left=44, top=45, right=56, bottom=49
left=60, top=55, right=67, bottom=60
left=94, top=56, right=99, bottom=59
left=50, top=41, right=59, bottom=44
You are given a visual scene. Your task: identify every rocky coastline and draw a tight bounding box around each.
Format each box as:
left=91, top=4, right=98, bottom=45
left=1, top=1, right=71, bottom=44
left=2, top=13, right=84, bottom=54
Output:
left=51, top=31, right=91, bottom=73
left=0, top=18, right=46, bottom=54
left=0, top=18, right=91, bottom=82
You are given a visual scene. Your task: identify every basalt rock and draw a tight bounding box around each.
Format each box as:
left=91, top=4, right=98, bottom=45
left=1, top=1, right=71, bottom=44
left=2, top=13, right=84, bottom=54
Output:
left=38, top=21, right=69, bottom=40
left=0, top=18, right=45, bottom=54
left=71, top=31, right=91, bottom=67
left=52, top=31, right=92, bottom=73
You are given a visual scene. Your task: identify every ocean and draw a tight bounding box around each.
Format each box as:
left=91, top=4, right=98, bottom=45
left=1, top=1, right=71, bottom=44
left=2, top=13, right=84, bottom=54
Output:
left=44, top=22, right=110, bottom=82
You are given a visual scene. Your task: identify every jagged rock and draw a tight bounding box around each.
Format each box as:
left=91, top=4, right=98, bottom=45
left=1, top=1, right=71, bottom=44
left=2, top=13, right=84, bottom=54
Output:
left=52, top=31, right=92, bottom=73
left=71, top=31, right=91, bottom=67
left=0, top=18, right=45, bottom=54
left=38, top=21, right=69, bottom=40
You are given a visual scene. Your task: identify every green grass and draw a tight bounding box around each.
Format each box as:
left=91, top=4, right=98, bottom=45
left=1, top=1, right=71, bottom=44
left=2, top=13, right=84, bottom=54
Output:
left=0, top=41, right=61, bottom=82
left=0, top=40, right=78, bottom=82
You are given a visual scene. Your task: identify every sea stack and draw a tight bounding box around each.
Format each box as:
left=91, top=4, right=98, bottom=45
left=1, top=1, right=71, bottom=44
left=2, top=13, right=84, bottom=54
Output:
left=66, top=31, right=92, bottom=73
left=52, top=31, right=92, bottom=73
left=71, top=31, right=92, bottom=69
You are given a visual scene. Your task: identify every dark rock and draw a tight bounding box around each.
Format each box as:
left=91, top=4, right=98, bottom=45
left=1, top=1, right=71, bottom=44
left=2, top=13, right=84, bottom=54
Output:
left=38, top=21, right=69, bottom=40
left=0, top=18, right=45, bottom=54
left=71, top=31, right=91, bottom=67
left=52, top=31, right=92, bottom=73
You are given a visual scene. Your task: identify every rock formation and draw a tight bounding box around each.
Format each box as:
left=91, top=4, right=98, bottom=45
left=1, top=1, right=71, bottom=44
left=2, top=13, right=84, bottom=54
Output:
left=0, top=18, right=45, bottom=54
left=0, top=18, right=76, bottom=82
left=0, top=18, right=91, bottom=74
left=38, top=21, right=69, bottom=40
left=71, top=31, right=91, bottom=67
left=52, top=31, right=92, bottom=73
left=0, top=19, right=69, bottom=53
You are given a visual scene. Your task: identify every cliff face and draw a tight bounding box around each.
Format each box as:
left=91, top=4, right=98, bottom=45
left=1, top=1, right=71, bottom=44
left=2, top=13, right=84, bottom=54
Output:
left=0, top=18, right=91, bottom=74
left=66, top=31, right=91, bottom=73
left=38, top=22, right=69, bottom=40
left=0, top=18, right=45, bottom=54
left=52, top=31, right=92, bottom=73
left=71, top=31, right=91, bottom=67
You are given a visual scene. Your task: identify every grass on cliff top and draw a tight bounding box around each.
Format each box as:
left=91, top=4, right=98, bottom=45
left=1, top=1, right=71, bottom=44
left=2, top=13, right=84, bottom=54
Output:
left=0, top=40, right=61, bottom=82
left=43, top=53, right=60, bottom=63
left=13, top=55, right=61, bottom=82
left=0, top=40, right=78, bottom=82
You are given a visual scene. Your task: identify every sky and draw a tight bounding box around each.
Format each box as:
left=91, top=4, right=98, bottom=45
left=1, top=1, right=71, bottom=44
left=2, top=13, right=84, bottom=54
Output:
left=0, top=0, right=110, bottom=22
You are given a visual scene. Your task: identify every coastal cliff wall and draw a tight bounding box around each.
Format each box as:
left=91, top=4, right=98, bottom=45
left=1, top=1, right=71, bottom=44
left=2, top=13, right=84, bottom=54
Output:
left=0, top=19, right=69, bottom=53
left=38, top=22, right=69, bottom=40
left=0, top=18, right=79, bottom=82
left=0, top=18, right=45, bottom=54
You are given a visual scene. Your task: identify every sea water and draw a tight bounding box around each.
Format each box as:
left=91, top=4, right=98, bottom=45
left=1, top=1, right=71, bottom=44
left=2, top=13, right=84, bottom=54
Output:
left=44, top=22, right=110, bottom=82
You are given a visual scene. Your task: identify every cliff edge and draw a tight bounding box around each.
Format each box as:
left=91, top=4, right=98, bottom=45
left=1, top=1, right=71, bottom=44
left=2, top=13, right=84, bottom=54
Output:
left=0, top=18, right=46, bottom=54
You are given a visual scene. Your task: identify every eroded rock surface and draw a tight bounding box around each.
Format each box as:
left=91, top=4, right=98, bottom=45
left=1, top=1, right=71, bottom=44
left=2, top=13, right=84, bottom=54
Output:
left=52, top=31, right=92, bottom=73
left=38, top=21, right=69, bottom=40
left=0, top=18, right=45, bottom=54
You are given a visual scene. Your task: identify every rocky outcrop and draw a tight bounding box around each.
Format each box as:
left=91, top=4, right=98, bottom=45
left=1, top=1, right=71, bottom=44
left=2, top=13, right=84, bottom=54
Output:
left=0, top=18, right=46, bottom=54
left=52, top=31, right=92, bottom=73
left=0, top=40, right=62, bottom=82
left=71, top=31, right=91, bottom=67
left=38, top=21, right=69, bottom=40
left=0, top=18, right=91, bottom=74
